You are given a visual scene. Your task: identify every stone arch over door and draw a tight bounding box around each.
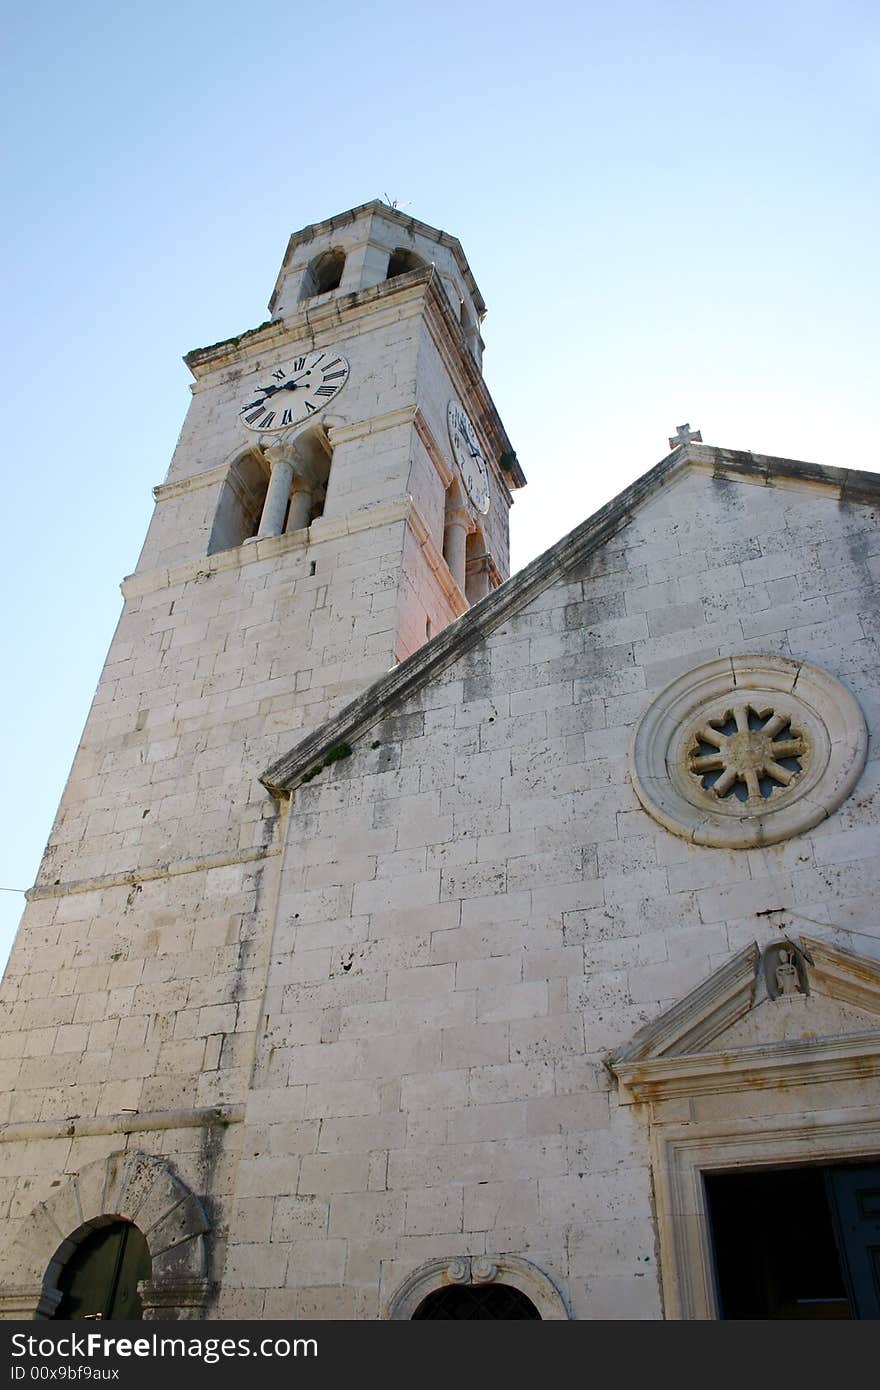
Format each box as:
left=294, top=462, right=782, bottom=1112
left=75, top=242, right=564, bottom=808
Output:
left=0, top=1151, right=212, bottom=1320
left=386, top=1255, right=569, bottom=1320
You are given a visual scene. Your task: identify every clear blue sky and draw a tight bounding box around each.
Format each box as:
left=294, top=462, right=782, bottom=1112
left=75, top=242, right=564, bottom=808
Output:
left=1, top=1, right=877, bottom=966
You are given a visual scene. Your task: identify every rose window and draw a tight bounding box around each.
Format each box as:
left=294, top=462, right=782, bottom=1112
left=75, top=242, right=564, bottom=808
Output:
left=629, top=655, right=867, bottom=848
left=687, top=705, right=806, bottom=804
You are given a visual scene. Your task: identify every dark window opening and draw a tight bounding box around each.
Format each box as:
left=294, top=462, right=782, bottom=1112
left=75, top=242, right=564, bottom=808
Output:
left=412, top=1284, right=541, bottom=1319
left=52, top=1220, right=151, bottom=1321
left=208, top=452, right=269, bottom=554
left=465, top=526, right=492, bottom=606
left=386, top=248, right=425, bottom=280
left=299, top=248, right=346, bottom=301
left=706, top=1161, right=880, bottom=1320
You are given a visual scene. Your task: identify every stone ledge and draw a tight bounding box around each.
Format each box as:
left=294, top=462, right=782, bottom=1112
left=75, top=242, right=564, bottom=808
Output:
left=152, top=461, right=231, bottom=503
left=184, top=270, right=432, bottom=376
left=120, top=495, right=414, bottom=600
left=28, top=842, right=280, bottom=902
left=613, top=1030, right=880, bottom=1104
left=0, top=1104, right=244, bottom=1145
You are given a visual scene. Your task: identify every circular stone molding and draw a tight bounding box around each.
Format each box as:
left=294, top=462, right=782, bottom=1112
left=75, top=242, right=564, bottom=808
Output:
left=630, top=655, right=867, bottom=849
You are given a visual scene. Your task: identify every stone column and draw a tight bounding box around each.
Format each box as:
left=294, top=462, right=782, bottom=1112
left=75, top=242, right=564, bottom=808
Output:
left=467, top=555, right=492, bottom=603
left=257, top=446, right=296, bottom=539
left=285, top=478, right=314, bottom=534
left=443, top=508, right=470, bottom=595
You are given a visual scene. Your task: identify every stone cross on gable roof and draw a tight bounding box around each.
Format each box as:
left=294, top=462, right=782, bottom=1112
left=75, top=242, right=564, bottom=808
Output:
left=669, top=423, right=703, bottom=450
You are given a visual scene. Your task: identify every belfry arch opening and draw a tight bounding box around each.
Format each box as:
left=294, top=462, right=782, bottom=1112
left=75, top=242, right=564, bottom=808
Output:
left=49, top=1219, right=151, bottom=1321
left=208, top=449, right=269, bottom=554
left=300, top=247, right=346, bottom=299
left=386, top=247, right=426, bottom=280
left=209, top=427, right=333, bottom=553
left=465, top=525, right=492, bottom=605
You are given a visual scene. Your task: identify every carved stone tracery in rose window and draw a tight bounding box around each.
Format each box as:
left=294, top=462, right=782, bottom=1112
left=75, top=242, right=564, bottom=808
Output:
left=629, top=655, right=869, bottom=849
left=687, top=703, right=806, bottom=805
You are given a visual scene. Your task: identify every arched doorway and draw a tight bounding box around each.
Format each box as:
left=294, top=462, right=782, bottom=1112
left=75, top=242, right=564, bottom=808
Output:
left=52, top=1220, right=151, bottom=1320
left=412, top=1283, right=541, bottom=1319
left=0, top=1151, right=212, bottom=1320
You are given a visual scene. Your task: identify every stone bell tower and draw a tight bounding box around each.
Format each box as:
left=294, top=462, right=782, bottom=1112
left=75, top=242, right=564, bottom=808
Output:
left=0, top=203, right=523, bottom=1320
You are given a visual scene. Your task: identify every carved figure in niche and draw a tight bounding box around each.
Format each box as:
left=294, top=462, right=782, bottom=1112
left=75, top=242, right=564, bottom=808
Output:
left=775, top=950, right=801, bottom=996
left=764, top=940, right=809, bottom=1000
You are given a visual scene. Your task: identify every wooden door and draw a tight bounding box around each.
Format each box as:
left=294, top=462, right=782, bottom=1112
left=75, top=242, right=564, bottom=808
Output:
left=53, top=1222, right=151, bottom=1320
left=828, top=1164, right=880, bottom=1320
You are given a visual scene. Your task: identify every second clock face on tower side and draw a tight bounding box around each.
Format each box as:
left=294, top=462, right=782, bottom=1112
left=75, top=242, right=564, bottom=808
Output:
left=237, top=350, right=350, bottom=432
left=448, top=399, right=491, bottom=514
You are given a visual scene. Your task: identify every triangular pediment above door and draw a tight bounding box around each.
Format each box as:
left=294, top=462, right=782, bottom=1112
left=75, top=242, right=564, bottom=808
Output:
left=607, top=936, right=880, bottom=1104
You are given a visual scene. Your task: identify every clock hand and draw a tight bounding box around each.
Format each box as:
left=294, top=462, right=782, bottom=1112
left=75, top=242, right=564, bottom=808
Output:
left=246, top=376, right=303, bottom=404
left=242, top=376, right=313, bottom=411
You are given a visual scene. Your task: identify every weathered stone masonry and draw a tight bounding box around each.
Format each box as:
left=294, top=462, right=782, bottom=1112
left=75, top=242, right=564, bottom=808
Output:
left=1, top=199, right=878, bottom=1320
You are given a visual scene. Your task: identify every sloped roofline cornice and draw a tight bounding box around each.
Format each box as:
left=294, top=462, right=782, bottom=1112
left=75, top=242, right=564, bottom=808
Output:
left=261, top=445, right=880, bottom=795
left=608, top=942, right=762, bottom=1065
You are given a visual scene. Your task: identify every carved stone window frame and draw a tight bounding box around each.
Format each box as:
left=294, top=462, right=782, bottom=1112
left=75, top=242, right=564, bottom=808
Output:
left=608, top=936, right=880, bottom=1320
left=385, top=1254, right=569, bottom=1320
left=629, top=654, right=868, bottom=848
left=652, top=1108, right=880, bottom=1320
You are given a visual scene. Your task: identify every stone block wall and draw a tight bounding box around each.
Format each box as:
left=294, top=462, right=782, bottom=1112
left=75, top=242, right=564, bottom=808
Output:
left=0, top=239, right=519, bottom=1314
left=221, top=464, right=879, bottom=1318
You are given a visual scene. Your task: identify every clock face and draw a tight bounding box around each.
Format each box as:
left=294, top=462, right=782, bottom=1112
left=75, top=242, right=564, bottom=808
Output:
left=237, top=350, right=350, bottom=432
left=448, top=399, right=491, bottom=514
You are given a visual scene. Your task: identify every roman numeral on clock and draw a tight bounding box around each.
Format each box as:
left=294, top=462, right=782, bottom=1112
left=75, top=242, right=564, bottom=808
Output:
left=281, top=409, right=294, bottom=426
left=322, top=370, right=346, bottom=381
left=293, top=357, right=306, bottom=372
left=304, top=401, right=317, bottom=414
left=259, top=412, right=276, bottom=428
left=315, top=384, right=337, bottom=398
left=244, top=408, right=264, bottom=424
left=271, top=368, right=286, bottom=381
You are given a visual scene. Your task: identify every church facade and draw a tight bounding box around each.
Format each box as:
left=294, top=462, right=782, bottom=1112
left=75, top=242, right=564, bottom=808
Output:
left=0, top=204, right=878, bottom=1321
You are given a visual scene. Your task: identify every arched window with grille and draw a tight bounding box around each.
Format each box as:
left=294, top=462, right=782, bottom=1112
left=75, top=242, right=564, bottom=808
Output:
left=412, top=1284, right=541, bottom=1319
